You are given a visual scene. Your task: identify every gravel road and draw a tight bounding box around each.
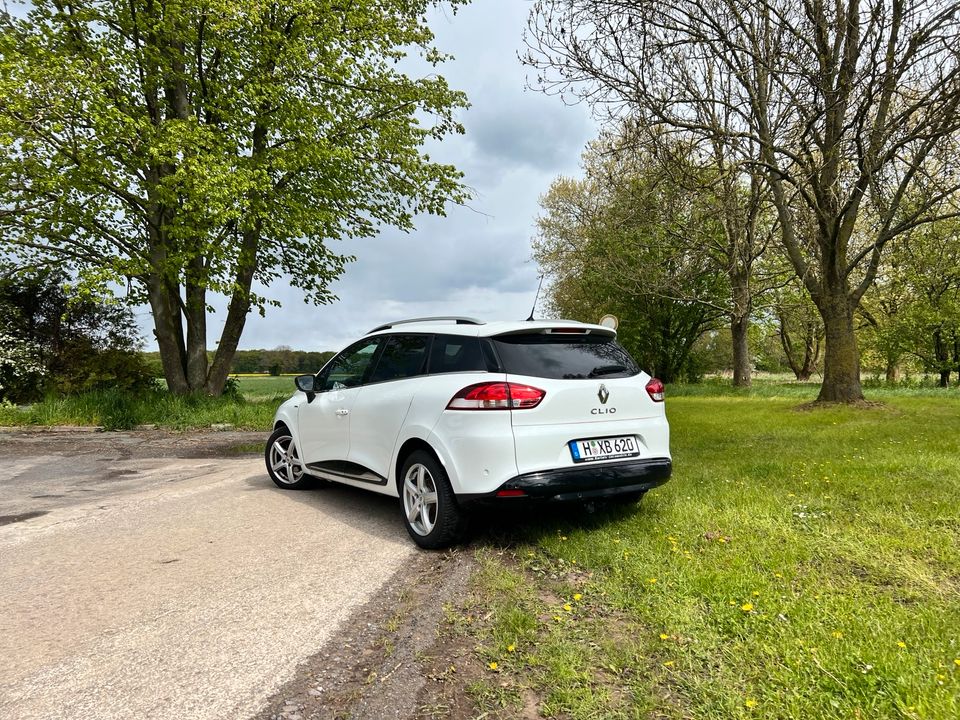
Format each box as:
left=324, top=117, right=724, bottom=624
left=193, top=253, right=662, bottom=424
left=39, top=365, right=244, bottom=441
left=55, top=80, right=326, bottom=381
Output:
left=0, top=429, right=418, bottom=720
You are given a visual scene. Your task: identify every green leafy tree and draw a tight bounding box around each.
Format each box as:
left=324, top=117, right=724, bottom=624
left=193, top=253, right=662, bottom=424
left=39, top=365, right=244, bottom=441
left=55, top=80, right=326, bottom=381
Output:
left=0, top=0, right=468, bottom=395
left=534, top=140, right=728, bottom=382
left=875, top=220, right=960, bottom=386
left=525, top=0, right=960, bottom=403
left=0, top=269, right=153, bottom=400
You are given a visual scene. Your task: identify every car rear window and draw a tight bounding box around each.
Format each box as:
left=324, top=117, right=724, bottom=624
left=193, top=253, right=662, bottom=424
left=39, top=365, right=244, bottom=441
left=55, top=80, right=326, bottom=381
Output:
left=491, top=333, right=640, bottom=380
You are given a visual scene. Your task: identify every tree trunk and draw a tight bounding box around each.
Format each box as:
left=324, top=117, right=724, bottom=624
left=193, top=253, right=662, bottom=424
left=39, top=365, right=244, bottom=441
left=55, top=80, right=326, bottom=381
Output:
left=730, top=313, right=751, bottom=387
left=934, top=328, right=949, bottom=388
left=815, top=295, right=864, bottom=402
left=205, top=225, right=260, bottom=396
left=185, top=257, right=208, bottom=392
left=146, top=271, right=190, bottom=395
left=885, top=360, right=899, bottom=384
left=799, top=323, right=820, bottom=381
left=729, top=270, right=752, bottom=387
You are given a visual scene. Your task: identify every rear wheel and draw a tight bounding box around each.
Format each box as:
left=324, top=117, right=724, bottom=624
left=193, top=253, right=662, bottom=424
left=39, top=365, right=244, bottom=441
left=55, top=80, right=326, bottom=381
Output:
left=265, top=427, right=313, bottom=489
left=400, top=450, right=466, bottom=549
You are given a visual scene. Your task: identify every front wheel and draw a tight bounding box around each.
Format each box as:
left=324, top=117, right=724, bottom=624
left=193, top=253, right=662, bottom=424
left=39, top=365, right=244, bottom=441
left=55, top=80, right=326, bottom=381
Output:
left=400, top=451, right=466, bottom=550
left=265, top=427, right=313, bottom=489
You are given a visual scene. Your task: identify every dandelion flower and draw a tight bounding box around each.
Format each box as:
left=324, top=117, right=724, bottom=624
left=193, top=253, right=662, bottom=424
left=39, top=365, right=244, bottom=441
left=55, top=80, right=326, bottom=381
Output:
left=648, top=578, right=657, bottom=584
left=741, top=603, right=754, bottom=612
left=832, top=631, right=843, bottom=639
left=897, top=641, right=906, bottom=649
left=663, top=660, right=675, bottom=667
left=573, top=593, right=582, bottom=601
left=507, top=644, right=516, bottom=653
left=745, top=698, right=758, bottom=708
left=954, top=658, right=960, bottom=667
left=752, top=591, right=760, bottom=597
left=563, top=603, right=573, bottom=612
left=488, top=662, right=498, bottom=671
left=659, top=633, right=670, bottom=640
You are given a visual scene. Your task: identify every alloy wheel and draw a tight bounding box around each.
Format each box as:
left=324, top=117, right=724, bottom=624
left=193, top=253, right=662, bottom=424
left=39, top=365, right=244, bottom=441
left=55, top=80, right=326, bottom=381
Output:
left=269, top=434, right=304, bottom=485
left=402, top=462, right=439, bottom=536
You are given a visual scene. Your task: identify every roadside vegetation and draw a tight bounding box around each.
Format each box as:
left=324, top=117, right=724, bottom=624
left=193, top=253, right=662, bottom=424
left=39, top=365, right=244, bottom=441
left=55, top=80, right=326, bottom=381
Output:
left=0, top=376, right=291, bottom=431
left=451, top=391, right=960, bottom=719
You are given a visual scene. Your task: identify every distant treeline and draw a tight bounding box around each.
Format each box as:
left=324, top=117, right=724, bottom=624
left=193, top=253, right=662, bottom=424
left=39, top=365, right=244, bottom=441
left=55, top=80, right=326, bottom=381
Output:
left=143, top=348, right=335, bottom=377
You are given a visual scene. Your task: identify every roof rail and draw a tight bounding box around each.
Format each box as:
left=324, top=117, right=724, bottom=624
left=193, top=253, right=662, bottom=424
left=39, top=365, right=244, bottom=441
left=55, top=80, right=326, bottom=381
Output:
left=367, top=316, right=485, bottom=334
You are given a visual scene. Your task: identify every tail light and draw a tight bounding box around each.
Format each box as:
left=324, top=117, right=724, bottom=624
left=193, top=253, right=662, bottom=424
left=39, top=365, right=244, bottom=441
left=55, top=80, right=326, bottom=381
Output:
left=645, top=378, right=665, bottom=402
left=446, top=382, right=546, bottom=410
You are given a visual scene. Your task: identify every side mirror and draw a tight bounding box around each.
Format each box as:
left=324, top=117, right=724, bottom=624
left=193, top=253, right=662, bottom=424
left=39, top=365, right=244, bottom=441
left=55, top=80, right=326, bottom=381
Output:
left=294, top=374, right=317, bottom=394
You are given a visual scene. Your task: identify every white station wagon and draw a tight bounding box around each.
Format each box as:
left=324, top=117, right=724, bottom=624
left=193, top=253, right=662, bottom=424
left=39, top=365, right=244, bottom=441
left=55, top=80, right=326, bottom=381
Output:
left=265, top=317, right=671, bottom=548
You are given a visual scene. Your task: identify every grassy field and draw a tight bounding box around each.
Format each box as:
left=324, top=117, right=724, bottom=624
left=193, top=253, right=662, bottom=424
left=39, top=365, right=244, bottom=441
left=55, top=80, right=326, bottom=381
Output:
left=456, top=392, right=960, bottom=719
left=0, top=375, right=297, bottom=430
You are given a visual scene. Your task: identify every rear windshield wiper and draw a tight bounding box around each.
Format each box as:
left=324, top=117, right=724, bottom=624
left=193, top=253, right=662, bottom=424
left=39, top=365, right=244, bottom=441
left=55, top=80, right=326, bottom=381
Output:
left=588, top=365, right=628, bottom=378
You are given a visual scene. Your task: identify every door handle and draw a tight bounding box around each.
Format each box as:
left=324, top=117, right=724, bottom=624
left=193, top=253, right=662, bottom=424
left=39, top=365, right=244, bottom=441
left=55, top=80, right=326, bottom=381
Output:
left=335, top=408, right=349, bottom=416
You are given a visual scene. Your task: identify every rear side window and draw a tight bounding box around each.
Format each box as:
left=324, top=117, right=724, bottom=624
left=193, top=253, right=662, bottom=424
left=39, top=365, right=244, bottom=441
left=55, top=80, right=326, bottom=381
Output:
left=428, top=334, right=491, bottom=374
left=492, top=333, right=639, bottom=380
left=368, top=334, right=430, bottom=383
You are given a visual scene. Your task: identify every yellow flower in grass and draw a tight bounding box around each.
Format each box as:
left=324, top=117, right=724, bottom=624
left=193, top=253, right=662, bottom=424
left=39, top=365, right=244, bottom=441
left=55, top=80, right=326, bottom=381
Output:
left=563, top=603, right=573, bottom=612
left=832, top=631, right=844, bottom=639
left=648, top=577, right=657, bottom=584
left=663, top=660, right=675, bottom=667
left=507, top=644, right=516, bottom=653
left=954, top=658, right=960, bottom=667
left=897, top=641, right=907, bottom=649
left=659, top=633, right=670, bottom=640
left=573, top=593, right=582, bottom=601
left=488, top=662, right=498, bottom=671
left=741, top=603, right=754, bottom=612
left=745, top=698, right=758, bottom=708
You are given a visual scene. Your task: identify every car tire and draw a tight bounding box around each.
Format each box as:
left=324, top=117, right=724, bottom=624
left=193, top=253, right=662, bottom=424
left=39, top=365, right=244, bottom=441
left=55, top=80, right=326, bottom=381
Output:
left=399, top=450, right=466, bottom=550
left=265, top=427, right=314, bottom=490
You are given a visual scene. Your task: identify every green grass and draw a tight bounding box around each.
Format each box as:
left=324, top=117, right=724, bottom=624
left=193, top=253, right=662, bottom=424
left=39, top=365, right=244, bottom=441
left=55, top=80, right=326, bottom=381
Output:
left=232, top=374, right=301, bottom=400
left=460, top=393, right=960, bottom=719
left=0, top=374, right=300, bottom=431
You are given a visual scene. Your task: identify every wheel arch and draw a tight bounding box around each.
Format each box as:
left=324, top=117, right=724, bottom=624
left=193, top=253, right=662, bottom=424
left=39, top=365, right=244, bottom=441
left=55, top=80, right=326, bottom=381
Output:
left=394, top=437, right=443, bottom=494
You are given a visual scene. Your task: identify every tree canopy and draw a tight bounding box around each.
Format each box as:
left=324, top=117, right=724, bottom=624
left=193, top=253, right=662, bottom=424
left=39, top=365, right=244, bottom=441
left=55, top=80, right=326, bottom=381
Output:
left=526, top=0, right=960, bottom=402
left=0, top=0, right=469, bottom=395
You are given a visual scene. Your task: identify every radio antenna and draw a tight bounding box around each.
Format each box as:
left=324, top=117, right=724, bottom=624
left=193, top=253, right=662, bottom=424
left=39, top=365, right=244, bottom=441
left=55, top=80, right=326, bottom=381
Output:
left=526, top=274, right=544, bottom=322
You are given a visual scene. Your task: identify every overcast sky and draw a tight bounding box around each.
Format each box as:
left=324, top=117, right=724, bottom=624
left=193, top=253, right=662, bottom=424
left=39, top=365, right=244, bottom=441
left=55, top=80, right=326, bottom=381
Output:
left=132, top=1, right=596, bottom=353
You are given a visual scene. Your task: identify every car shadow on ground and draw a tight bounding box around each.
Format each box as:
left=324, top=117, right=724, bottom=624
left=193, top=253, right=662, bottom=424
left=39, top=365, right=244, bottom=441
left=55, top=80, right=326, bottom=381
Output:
left=241, top=473, right=409, bottom=544
left=466, top=499, right=646, bottom=550
left=242, top=468, right=649, bottom=550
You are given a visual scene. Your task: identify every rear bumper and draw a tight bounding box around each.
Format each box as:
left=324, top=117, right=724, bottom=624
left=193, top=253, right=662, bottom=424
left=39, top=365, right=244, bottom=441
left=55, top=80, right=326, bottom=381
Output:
left=458, top=457, right=672, bottom=505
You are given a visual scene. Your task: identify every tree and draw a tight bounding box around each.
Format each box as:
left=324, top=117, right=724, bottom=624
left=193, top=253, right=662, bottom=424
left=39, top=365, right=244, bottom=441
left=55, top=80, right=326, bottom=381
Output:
left=772, top=280, right=824, bottom=382
left=534, top=140, right=728, bottom=382
left=525, top=0, right=960, bottom=402
left=0, top=268, right=152, bottom=400
left=882, top=218, right=960, bottom=385
left=0, top=0, right=468, bottom=396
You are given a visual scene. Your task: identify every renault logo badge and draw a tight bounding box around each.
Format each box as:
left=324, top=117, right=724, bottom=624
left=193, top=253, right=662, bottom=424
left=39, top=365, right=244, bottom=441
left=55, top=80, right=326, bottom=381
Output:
left=598, top=384, right=610, bottom=404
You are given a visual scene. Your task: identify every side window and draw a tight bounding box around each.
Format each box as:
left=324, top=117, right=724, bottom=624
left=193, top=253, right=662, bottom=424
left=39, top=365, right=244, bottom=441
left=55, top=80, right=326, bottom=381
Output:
left=319, top=338, right=382, bottom=391
left=428, top=334, right=489, bottom=374
left=368, top=334, right=430, bottom=384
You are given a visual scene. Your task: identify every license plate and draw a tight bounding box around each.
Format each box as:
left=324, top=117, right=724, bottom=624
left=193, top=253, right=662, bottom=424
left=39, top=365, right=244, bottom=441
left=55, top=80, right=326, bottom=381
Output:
left=569, top=435, right=640, bottom=463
